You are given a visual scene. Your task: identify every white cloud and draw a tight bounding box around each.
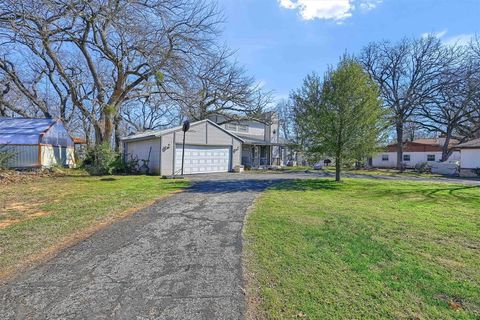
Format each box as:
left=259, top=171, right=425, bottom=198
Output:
left=421, top=29, right=448, bottom=39
left=443, top=34, right=473, bottom=47
left=359, top=0, right=383, bottom=11
left=420, top=29, right=473, bottom=47
left=278, top=0, right=383, bottom=22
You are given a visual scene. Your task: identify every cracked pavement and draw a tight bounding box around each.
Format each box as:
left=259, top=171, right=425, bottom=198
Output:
left=0, top=173, right=289, bottom=320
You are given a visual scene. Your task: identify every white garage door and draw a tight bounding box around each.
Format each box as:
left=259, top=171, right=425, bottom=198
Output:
left=175, top=145, right=231, bottom=174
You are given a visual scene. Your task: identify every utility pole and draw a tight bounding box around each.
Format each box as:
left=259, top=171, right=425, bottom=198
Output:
left=181, top=119, right=190, bottom=176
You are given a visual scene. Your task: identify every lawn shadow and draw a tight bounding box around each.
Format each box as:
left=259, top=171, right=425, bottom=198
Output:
left=185, top=178, right=290, bottom=194
left=269, top=179, right=344, bottom=192
left=100, top=177, right=117, bottom=182
left=356, top=184, right=480, bottom=204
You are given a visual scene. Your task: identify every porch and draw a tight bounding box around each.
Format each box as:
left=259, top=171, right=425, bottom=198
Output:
left=241, top=144, right=287, bottom=168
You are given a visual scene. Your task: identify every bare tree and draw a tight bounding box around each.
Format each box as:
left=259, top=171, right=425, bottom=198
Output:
left=360, top=36, right=453, bottom=170
left=0, top=0, right=221, bottom=148
left=276, top=98, right=294, bottom=140
left=415, top=51, right=480, bottom=160
left=122, top=92, right=179, bottom=133
left=164, top=48, right=272, bottom=124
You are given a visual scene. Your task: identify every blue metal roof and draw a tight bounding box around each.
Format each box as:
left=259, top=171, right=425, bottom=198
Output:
left=0, top=118, right=57, bottom=145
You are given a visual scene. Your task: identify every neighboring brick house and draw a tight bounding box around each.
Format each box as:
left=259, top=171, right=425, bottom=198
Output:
left=371, top=138, right=460, bottom=168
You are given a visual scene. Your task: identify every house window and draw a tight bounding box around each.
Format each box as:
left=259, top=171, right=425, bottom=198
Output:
left=225, top=123, right=237, bottom=131
left=382, top=154, right=389, bottom=161
left=237, top=125, right=248, bottom=133
left=403, top=154, right=411, bottom=161
left=427, top=154, right=435, bottom=161
left=225, top=123, right=249, bottom=133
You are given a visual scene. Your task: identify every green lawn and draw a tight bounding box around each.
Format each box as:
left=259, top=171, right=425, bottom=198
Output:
left=322, top=166, right=446, bottom=178
left=0, top=174, right=187, bottom=278
left=245, top=179, right=480, bottom=319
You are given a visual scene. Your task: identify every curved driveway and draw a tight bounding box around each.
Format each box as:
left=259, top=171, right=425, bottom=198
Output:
left=1, top=172, right=478, bottom=319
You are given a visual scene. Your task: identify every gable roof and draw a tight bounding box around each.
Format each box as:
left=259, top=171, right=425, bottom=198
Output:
left=457, top=138, right=480, bottom=149
left=122, top=119, right=244, bottom=143
left=0, top=117, right=57, bottom=145
left=384, top=138, right=459, bottom=152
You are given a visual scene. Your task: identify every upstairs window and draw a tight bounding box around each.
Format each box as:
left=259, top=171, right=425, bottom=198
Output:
left=403, top=154, right=411, bottom=162
left=237, top=125, right=248, bottom=133
left=225, top=123, right=249, bottom=133
left=225, top=123, right=237, bottom=131
left=427, top=154, right=435, bottom=161
left=382, top=154, right=389, bottom=161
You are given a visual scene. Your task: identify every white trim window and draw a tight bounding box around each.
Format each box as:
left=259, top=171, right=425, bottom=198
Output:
left=225, top=123, right=249, bottom=133
left=225, top=123, right=237, bottom=131
left=403, top=154, right=411, bottom=162
left=427, top=154, right=435, bottom=161
left=237, top=124, right=248, bottom=133
left=382, top=154, right=389, bottom=161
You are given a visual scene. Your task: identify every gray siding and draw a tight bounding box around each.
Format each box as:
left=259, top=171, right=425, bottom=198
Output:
left=2, top=145, right=39, bottom=168
left=126, top=120, right=242, bottom=176
left=125, top=138, right=161, bottom=174
left=174, top=122, right=208, bottom=145
left=160, top=133, right=175, bottom=176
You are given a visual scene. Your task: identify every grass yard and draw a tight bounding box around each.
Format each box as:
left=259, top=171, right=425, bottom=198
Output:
left=245, top=178, right=480, bottom=319
left=0, top=173, right=187, bottom=278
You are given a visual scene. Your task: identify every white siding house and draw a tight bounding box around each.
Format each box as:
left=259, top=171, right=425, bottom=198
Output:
left=457, top=139, right=480, bottom=177
left=371, top=138, right=460, bottom=169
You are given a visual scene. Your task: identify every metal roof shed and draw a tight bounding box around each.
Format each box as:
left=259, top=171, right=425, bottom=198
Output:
left=0, top=118, right=75, bottom=168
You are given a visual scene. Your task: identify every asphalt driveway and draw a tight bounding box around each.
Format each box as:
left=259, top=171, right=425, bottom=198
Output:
left=0, top=174, right=288, bottom=320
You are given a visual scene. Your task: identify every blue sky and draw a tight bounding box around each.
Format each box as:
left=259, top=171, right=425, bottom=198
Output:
left=219, top=0, right=480, bottom=102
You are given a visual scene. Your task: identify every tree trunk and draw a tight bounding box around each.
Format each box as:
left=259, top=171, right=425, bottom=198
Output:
left=335, top=156, right=341, bottom=182
left=93, top=121, right=104, bottom=145
left=114, top=113, right=122, bottom=152
left=103, top=112, right=113, bottom=146
left=441, top=131, right=451, bottom=162
left=395, top=121, right=404, bottom=171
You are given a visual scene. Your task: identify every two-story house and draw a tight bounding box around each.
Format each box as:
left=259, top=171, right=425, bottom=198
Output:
left=121, top=112, right=290, bottom=175
left=209, top=112, right=290, bottom=168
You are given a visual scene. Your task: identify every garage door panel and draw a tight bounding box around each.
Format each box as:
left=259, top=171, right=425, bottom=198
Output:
left=175, top=145, right=231, bottom=174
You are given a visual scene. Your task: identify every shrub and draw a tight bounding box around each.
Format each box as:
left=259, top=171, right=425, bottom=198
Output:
left=83, top=143, right=124, bottom=175
left=415, top=162, right=431, bottom=173
left=472, top=168, right=480, bottom=177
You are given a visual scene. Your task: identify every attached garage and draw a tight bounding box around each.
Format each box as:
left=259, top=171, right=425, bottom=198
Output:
left=122, top=119, right=243, bottom=176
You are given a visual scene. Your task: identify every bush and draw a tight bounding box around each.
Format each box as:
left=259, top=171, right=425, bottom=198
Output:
left=0, top=144, right=15, bottom=169
left=415, top=162, right=431, bottom=173
left=83, top=143, right=124, bottom=175
left=472, top=168, right=480, bottom=177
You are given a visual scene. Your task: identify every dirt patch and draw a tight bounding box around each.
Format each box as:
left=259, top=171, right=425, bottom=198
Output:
left=0, top=168, right=73, bottom=186
left=0, top=201, right=50, bottom=229
left=0, top=190, right=183, bottom=282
